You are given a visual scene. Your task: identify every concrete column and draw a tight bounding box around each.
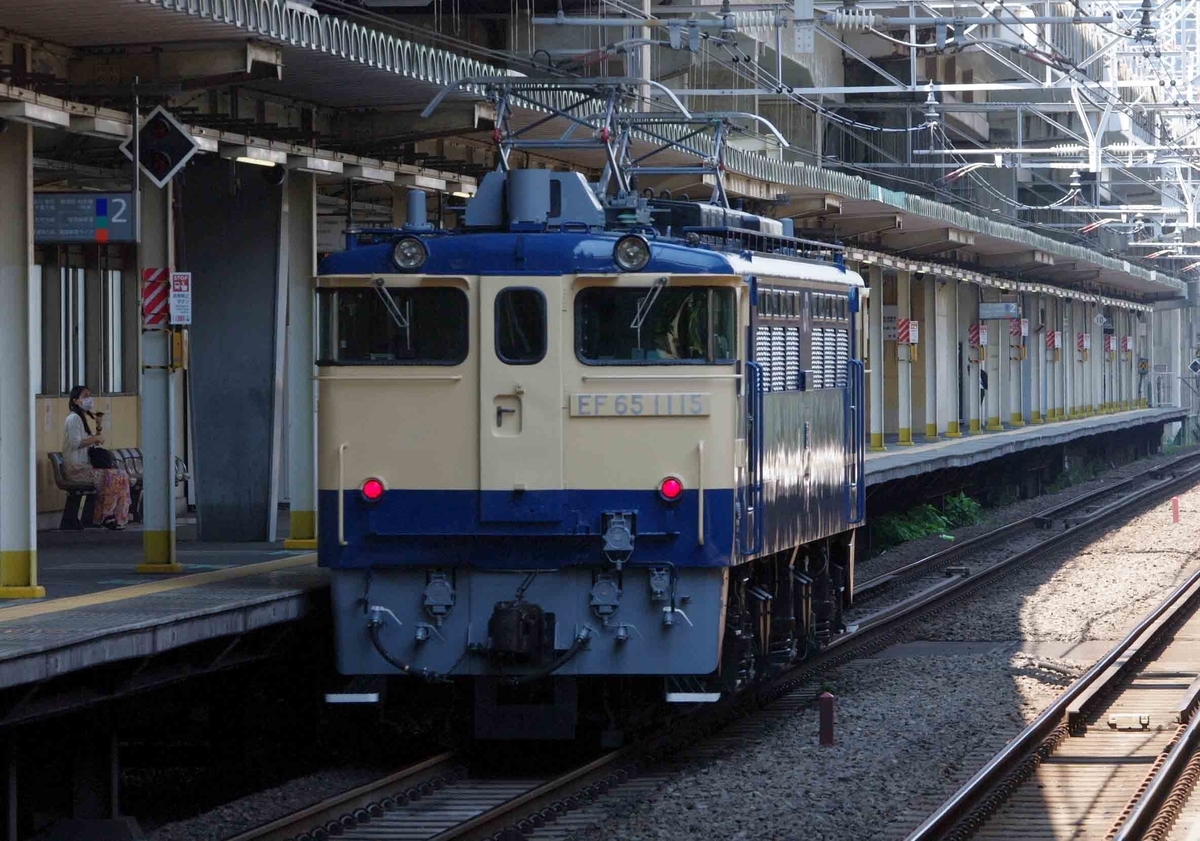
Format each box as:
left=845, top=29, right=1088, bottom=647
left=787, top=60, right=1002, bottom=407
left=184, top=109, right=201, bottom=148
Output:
left=1173, top=309, right=1184, bottom=408
left=1091, top=302, right=1102, bottom=414
left=936, top=279, right=959, bottom=436
left=985, top=309, right=1002, bottom=431
left=1009, top=309, right=1023, bottom=427
left=1051, top=298, right=1060, bottom=422
left=1030, top=294, right=1043, bottom=423
left=1066, top=300, right=1077, bottom=418
left=0, top=121, right=43, bottom=598
left=967, top=287, right=981, bottom=434
left=1126, top=310, right=1136, bottom=409
left=284, top=173, right=317, bottom=550
left=137, top=175, right=181, bottom=572
left=923, top=275, right=937, bottom=439
left=897, top=270, right=913, bottom=445
left=868, top=265, right=885, bottom=451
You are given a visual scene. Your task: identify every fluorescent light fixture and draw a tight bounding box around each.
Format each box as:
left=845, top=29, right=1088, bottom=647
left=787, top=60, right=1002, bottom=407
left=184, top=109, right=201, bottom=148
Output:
left=452, top=191, right=472, bottom=198
left=220, top=144, right=287, bottom=167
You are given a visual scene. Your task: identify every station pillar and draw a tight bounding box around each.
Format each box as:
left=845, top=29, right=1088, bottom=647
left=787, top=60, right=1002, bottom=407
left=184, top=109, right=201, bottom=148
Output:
left=1066, top=300, right=1077, bottom=418
left=1124, top=310, right=1134, bottom=410
left=868, top=265, right=885, bottom=451
left=137, top=175, right=181, bottom=573
left=966, top=287, right=981, bottom=434
left=284, top=173, right=317, bottom=550
left=1029, top=294, right=1043, bottom=423
left=923, top=274, right=937, bottom=439
left=1089, top=302, right=1100, bottom=414
left=1047, top=297, right=1059, bottom=420
left=985, top=313, right=1002, bottom=431
left=1009, top=308, right=1023, bottom=427
left=896, top=270, right=913, bottom=445
left=0, top=121, right=43, bottom=598
left=936, top=279, right=959, bottom=436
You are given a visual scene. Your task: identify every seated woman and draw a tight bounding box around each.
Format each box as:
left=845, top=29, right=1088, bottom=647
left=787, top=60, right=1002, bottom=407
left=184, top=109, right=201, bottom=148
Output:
left=63, top=385, right=132, bottom=530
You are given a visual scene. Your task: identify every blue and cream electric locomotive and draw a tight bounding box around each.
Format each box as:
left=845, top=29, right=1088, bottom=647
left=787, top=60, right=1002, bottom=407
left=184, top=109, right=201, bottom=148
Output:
left=316, top=168, right=866, bottom=738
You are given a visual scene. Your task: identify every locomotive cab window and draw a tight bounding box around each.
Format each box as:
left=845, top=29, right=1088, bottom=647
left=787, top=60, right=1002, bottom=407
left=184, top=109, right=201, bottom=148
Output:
left=496, top=287, right=547, bottom=365
left=576, top=285, right=736, bottom=364
left=317, top=286, right=468, bottom=365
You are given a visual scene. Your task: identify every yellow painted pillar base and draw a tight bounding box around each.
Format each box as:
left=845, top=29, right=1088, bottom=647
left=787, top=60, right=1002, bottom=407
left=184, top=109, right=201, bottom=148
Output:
left=138, top=531, right=184, bottom=574
left=986, top=417, right=1003, bottom=431
left=1030, top=411, right=1044, bottom=424
left=897, top=428, right=914, bottom=446
left=925, top=423, right=938, bottom=439
left=944, top=421, right=962, bottom=438
left=969, top=418, right=981, bottom=433
left=1122, top=400, right=1130, bottom=411
left=283, top=510, right=318, bottom=550
left=869, top=432, right=885, bottom=452
left=0, top=551, right=46, bottom=599
left=1009, top=413, right=1025, bottom=427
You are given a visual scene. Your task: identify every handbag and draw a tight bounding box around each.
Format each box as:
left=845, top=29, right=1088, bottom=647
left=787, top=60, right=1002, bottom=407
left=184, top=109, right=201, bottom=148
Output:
left=88, top=446, right=117, bottom=470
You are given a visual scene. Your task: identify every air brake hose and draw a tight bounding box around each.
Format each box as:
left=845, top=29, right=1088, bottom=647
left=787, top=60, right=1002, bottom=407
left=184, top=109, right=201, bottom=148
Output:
left=367, top=616, right=446, bottom=681
left=507, top=628, right=593, bottom=685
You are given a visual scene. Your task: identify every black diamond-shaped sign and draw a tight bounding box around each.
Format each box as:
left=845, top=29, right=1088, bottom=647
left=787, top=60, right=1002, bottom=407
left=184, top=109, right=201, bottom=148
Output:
left=1189, top=358, right=1200, bottom=375
left=120, top=106, right=200, bottom=189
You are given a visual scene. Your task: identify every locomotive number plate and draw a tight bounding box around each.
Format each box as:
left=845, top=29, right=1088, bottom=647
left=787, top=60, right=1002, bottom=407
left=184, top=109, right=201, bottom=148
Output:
left=570, top=393, right=710, bottom=417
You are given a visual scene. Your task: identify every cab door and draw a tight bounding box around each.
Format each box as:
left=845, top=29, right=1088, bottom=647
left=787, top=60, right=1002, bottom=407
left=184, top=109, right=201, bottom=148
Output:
left=479, top=279, right=565, bottom=523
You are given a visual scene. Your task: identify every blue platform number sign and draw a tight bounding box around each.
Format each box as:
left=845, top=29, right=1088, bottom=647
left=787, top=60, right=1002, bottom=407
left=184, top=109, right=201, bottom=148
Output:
left=35, top=193, right=135, bottom=244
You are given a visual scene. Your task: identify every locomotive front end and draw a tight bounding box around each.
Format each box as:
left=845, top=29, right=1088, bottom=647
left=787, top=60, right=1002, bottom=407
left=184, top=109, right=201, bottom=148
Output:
left=317, top=202, right=742, bottom=720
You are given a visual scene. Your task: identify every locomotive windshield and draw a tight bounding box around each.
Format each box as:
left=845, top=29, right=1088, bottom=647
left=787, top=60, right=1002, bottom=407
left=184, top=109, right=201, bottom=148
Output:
left=576, top=286, right=737, bottom=364
left=317, top=287, right=468, bottom=365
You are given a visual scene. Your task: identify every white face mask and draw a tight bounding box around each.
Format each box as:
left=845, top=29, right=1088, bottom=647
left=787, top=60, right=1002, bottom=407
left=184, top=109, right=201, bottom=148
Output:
left=79, top=397, right=94, bottom=411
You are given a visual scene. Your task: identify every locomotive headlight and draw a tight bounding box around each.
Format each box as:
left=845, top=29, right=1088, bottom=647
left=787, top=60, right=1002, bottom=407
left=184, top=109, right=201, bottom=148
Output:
left=613, top=234, right=651, bottom=272
left=659, top=476, right=684, bottom=503
left=360, top=477, right=386, bottom=502
left=392, top=236, right=428, bottom=271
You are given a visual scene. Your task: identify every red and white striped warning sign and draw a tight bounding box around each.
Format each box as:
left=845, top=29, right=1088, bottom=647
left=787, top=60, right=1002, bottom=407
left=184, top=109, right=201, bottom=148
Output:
left=1077, top=332, right=1091, bottom=351
left=968, top=322, right=980, bottom=347
left=142, top=268, right=169, bottom=326
left=897, top=318, right=910, bottom=344
left=1105, top=334, right=1116, bottom=352
left=1046, top=330, right=1062, bottom=350
left=1122, top=335, right=1132, bottom=352
left=1009, top=318, right=1021, bottom=337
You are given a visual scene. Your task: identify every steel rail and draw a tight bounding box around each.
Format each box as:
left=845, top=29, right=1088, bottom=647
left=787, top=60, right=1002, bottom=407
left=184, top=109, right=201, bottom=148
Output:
left=226, top=752, right=460, bottom=841
left=1114, top=710, right=1200, bottom=840
left=906, top=533, right=1200, bottom=838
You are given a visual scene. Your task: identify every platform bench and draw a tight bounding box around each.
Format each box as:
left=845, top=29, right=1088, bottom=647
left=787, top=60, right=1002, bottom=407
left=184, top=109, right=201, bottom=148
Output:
left=48, top=450, right=190, bottom=530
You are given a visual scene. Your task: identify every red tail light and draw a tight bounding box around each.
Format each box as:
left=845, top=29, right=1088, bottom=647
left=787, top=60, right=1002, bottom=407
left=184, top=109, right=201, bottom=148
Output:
left=659, top=476, right=683, bottom=502
left=361, top=478, right=385, bottom=502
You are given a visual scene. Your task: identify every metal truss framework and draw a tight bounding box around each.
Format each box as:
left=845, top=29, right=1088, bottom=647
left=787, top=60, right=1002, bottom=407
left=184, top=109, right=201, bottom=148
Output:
left=532, top=0, right=1199, bottom=267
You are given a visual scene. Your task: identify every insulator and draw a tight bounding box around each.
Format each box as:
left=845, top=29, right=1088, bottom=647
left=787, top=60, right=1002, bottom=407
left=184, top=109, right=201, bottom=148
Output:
left=729, top=10, right=777, bottom=28
left=829, top=7, right=880, bottom=31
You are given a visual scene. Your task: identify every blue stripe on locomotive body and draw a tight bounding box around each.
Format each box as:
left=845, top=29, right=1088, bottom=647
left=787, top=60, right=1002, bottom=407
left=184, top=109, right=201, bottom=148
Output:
left=318, top=231, right=740, bottom=277
left=319, top=488, right=736, bottom=570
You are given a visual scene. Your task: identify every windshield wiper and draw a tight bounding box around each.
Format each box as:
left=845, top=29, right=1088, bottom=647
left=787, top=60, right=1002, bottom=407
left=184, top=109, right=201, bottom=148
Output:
left=372, top=277, right=412, bottom=350
left=630, top=276, right=669, bottom=331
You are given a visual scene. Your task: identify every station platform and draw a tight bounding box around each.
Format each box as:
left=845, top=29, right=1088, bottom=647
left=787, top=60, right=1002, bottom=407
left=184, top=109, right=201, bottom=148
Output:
left=865, top=407, right=1189, bottom=487
left=0, top=529, right=327, bottom=710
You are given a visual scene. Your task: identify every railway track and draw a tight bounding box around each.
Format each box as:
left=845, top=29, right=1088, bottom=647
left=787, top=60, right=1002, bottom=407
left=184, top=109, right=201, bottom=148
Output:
left=230, top=450, right=1200, bottom=841
left=906, top=554, right=1200, bottom=841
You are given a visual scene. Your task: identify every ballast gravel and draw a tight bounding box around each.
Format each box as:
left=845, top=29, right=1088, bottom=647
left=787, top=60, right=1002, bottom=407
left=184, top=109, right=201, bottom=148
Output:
left=146, top=766, right=383, bottom=841
left=571, top=470, right=1200, bottom=841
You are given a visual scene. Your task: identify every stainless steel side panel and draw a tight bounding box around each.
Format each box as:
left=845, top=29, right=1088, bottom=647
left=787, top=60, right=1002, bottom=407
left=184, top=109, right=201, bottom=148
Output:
left=759, top=388, right=847, bottom=553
